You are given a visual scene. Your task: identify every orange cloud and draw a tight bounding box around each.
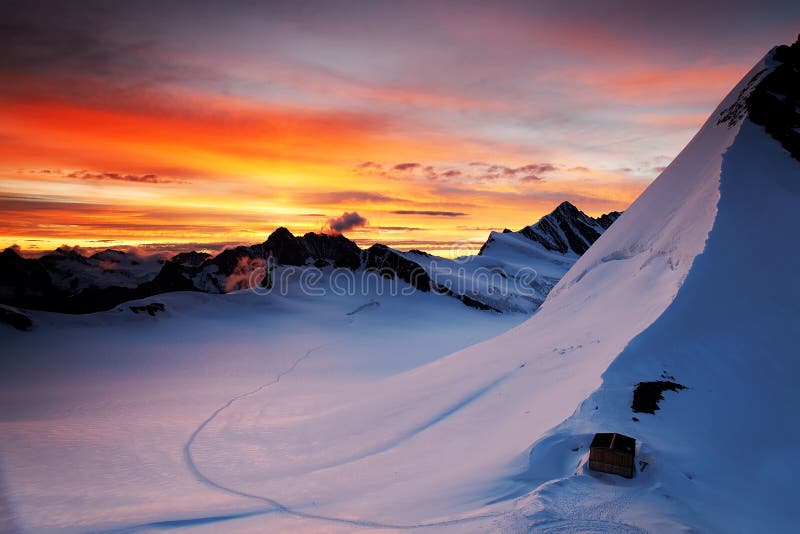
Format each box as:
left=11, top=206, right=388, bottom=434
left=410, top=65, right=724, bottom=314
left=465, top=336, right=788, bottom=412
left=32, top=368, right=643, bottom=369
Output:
left=0, top=71, right=647, bottom=255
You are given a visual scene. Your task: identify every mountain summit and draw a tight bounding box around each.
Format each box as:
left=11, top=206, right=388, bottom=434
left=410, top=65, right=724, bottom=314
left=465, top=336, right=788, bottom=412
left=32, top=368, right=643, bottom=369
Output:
left=479, top=201, right=620, bottom=257
left=1, top=202, right=622, bottom=314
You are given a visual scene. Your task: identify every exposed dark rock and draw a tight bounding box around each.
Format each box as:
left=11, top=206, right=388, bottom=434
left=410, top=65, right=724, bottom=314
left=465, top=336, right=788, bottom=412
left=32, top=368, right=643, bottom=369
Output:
left=432, top=283, right=501, bottom=312
left=129, top=302, right=166, bottom=316
left=746, top=36, right=800, bottom=161
left=0, top=306, right=33, bottom=331
left=363, top=244, right=431, bottom=292
left=6, top=261, right=198, bottom=314
left=171, top=251, right=211, bottom=268
left=480, top=202, right=621, bottom=257
left=261, top=227, right=307, bottom=266
left=632, top=380, right=687, bottom=414
left=717, top=68, right=769, bottom=128
left=526, top=202, right=602, bottom=254
left=477, top=235, right=495, bottom=256
left=716, top=36, right=800, bottom=160
left=40, top=246, right=90, bottom=267
left=141, top=261, right=198, bottom=294
left=596, top=211, right=622, bottom=230
left=459, top=295, right=500, bottom=312
left=0, top=248, right=57, bottom=302
left=202, top=246, right=255, bottom=277
left=90, top=249, right=127, bottom=263
left=300, top=232, right=361, bottom=269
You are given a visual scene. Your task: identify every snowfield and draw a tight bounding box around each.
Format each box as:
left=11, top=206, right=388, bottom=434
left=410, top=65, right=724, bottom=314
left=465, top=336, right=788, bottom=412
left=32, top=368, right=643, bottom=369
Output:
left=2, top=47, right=800, bottom=533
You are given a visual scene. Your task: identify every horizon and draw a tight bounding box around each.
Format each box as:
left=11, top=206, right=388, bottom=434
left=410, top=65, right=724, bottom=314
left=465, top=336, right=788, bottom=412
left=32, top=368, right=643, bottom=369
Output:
left=4, top=199, right=617, bottom=259
left=3, top=4, right=800, bottom=532
left=2, top=1, right=799, bottom=255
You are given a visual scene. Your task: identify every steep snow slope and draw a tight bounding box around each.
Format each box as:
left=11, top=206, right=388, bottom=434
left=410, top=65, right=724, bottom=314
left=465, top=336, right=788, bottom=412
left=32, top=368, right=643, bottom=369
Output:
left=2, top=43, right=797, bottom=533
left=131, top=51, right=786, bottom=531
left=511, top=108, right=800, bottom=531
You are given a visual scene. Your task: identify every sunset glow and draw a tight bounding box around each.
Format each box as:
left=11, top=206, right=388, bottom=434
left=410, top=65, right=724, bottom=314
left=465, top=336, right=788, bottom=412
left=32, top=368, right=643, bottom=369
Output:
left=2, top=1, right=796, bottom=256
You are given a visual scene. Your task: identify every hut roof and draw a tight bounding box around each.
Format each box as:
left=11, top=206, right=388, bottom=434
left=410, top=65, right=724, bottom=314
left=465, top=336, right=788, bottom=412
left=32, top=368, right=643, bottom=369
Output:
left=590, top=432, right=635, bottom=454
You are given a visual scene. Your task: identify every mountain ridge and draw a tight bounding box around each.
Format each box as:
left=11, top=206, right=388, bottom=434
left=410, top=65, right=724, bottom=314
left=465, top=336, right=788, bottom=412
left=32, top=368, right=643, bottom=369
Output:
left=0, top=203, right=622, bottom=314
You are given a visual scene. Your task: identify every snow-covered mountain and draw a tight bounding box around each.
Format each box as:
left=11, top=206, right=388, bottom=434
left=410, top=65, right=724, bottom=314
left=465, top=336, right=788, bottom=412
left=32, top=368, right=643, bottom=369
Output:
left=0, top=203, right=619, bottom=315
left=408, top=201, right=621, bottom=313
left=2, top=36, right=798, bottom=534
left=480, top=201, right=620, bottom=257
left=186, top=37, right=796, bottom=531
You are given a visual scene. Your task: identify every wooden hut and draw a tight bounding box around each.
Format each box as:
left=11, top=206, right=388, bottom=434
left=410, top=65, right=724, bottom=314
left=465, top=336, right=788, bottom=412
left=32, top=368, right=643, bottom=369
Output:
left=588, top=432, right=636, bottom=478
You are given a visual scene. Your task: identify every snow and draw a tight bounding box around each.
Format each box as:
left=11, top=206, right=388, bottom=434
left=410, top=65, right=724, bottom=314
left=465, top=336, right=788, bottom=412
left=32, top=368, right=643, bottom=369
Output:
left=0, top=282, right=524, bottom=532
left=406, top=205, right=615, bottom=313
left=2, top=50, right=799, bottom=533
left=405, top=236, right=577, bottom=314
left=41, top=249, right=166, bottom=292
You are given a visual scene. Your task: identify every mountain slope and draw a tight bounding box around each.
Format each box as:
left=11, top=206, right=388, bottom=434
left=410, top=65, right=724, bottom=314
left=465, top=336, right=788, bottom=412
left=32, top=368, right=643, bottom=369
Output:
left=1, top=38, right=797, bottom=534
left=510, top=39, right=800, bottom=532
left=409, top=203, right=621, bottom=313
left=148, top=40, right=796, bottom=531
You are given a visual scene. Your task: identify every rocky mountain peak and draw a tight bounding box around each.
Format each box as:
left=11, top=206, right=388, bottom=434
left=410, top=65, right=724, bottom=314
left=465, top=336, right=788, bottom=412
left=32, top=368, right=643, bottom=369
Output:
left=479, top=202, right=622, bottom=257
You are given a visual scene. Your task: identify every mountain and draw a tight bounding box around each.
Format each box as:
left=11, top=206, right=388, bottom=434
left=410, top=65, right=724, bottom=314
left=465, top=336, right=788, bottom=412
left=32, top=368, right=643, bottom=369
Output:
left=408, top=202, right=621, bottom=312
left=3, top=37, right=798, bottom=534
left=0, top=204, right=621, bottom=314
left=479, top=201, right=621, bottom=256
left=0, top=247, right=56, bottom=303
left=219, top=37, right=796, bottom=530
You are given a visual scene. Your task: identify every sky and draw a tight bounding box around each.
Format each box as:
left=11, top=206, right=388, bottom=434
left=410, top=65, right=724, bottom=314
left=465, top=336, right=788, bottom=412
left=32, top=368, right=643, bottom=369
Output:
left=1, top=1, right=798, bottom=256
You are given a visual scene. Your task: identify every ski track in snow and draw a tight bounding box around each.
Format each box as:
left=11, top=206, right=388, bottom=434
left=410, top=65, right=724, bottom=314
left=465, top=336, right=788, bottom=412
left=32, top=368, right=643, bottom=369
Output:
left=110, top=344, right=503, bottom=532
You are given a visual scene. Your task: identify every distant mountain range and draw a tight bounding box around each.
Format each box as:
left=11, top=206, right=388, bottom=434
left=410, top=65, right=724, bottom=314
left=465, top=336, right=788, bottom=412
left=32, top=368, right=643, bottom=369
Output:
left=0, top=202, right=621, bottom=315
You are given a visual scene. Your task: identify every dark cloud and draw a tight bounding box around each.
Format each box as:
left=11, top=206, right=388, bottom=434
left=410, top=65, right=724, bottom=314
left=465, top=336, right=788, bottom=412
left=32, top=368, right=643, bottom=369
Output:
left=391, top=210, right=468, bottom=217
left=67, top=171, right=182, bottom=184
left=373, top=226, right=425, bottom=231
left=327, top=211, right=368, bottom=233
left=0, top=4, right=118, bottom=75
left=517, top=163, right=558, bottom=174
left=469, top=162, right=558, bottom=182
left=24, top=168, right=184, bottom=184
left=0, top=1, right=218, bottom=95
left=357, top=161, right=381, bottom=169
left=362, top=161, right=559, bottom=183
left=392, top=162, right=421, bottom=171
